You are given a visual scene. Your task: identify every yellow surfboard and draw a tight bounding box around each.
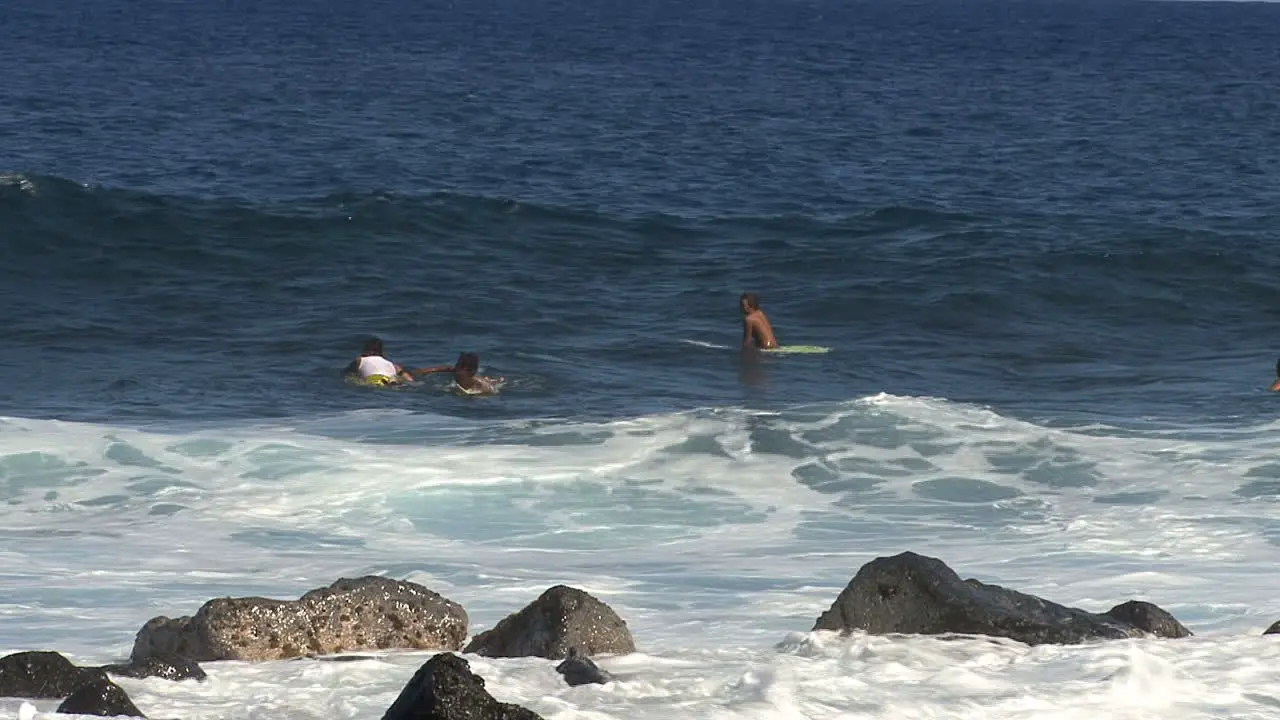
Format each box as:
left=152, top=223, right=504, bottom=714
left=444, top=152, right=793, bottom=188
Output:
left=762, top=345, right=830, bottom=354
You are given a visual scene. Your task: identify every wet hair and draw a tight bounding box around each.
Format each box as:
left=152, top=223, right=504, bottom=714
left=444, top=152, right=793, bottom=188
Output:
left=362, top=338, right=384, bottom=356
left=740, top=292, right=760, bottom=310
left=455, top=352, right=480, bottom=373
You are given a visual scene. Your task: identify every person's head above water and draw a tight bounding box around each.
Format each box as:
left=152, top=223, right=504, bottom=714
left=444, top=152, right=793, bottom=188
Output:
left=454, top=352, right=480, bottom=374
left=361, top=338, right=385, bottom=357
left=740, top=292, right=760, bottom=314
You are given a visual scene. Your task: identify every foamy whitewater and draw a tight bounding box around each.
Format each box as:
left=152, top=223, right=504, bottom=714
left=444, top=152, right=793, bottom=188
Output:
left=3, top=394, right=1279, bottom=719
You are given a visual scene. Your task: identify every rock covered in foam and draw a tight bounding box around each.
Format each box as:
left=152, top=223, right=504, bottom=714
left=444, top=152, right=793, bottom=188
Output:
left=131, top=576, right=469, bottom=662
left=554, top=647, right=615, bottom=686
left=463, top=585, right=635, bottom=660
left=0, top=651, right=103, bottom=699
left=381, top=652, right=544, bottom=720
left=813, top=551, right=1189, bottom=645
left=1264, top=621, right=1280, bottom=636
left=99, top=652, right=207, bottom=681
left=55, top=675, right=146, bottom=718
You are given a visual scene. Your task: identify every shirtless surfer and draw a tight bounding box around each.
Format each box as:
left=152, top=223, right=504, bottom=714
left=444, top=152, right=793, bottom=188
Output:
left=412, top=352, right=503, bottom=395
left=344, top=337, right=415, bottom=385
left=740, top=292, right=779, bottom=350
left=1270, top=358, right=1280, bottom=391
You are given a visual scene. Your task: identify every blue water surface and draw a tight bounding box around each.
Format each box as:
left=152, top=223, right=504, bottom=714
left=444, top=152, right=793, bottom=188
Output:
left=3, top=0, right=1279, bottom=430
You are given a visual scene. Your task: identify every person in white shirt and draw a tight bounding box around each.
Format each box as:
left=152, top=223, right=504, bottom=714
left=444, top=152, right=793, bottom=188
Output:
left=343, top=337, right=415, bottom=386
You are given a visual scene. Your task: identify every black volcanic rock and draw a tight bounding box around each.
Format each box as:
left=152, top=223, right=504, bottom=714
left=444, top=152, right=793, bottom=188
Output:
left=554, top=647, right=614, bottom=687
left=55, top=675, right=145, bottom=718
left=381, top=652, right=543, bottom=720
left=99, top=652, right=207, bottom=682
left=1104, top=600, right=1192, bottom=638
left=463, top=585, right=634, bottom=660
left=0, top=651, right=103, bottom=699
left=813, top=551, right=1188, bottom=646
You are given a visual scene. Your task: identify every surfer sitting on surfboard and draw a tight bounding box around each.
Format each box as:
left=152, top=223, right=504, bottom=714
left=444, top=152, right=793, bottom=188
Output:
left=1270, top=358, right=1280, bottom=391
left=344, top=337, right=415, bottom=385
left=412, top=352, right=503, bottom=395
left=740, top=292, right=779, bottom=350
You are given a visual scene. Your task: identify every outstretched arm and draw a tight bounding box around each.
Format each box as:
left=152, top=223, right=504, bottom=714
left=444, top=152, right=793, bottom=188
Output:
left=408, top=364, right=454, bottom=376
left=342, top=358, right=360, bottom=376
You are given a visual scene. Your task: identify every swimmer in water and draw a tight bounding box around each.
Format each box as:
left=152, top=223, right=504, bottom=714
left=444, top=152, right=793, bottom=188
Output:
left=740, top=292, right=779, bottom=350
left=1270, top=358, right=1280, bottom=391
left=412, top=352, right=504, bottom=394
left=344, top=337, right=415, bottom=385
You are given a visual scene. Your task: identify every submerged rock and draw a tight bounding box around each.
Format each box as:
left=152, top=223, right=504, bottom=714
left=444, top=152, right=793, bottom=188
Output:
left=99, top=652, right=207, bottom=682
left=131, top=576, right=469, bottom=662
left=55, top=675, right=145, bottom=718
left=463, top=585, right=634, bottom=660
left=1264, top=621, right=1280, bottom=636
left=813, top=551, right=1188, bottom=646
left=1104, top=600, right=1192, bottom=639
left=0, top=651, right=103, bottom=699
left=381, top=652, right=543, bottom=720
left=554, top=647, right=614, bottom=687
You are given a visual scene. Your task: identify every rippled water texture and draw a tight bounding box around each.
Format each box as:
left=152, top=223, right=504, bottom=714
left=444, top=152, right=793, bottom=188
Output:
left=4, top=0, right=1280, bottom=718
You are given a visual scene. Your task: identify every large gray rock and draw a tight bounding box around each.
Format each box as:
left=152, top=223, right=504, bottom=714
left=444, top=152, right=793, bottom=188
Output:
left=55, top=675, right=145, bottom=718
left=0, top=651, right=103, bottom=699
left=131, top=576, right=468, bottom=662
left=381, top=652, right=543, bottom=720
left=463, top=585, right=635, bottom=660
left=813, top=551, right=1188, bottom=646
left=1264, top=621, right=1280, bottom=636
left=99, top=652, right=207, bottom=682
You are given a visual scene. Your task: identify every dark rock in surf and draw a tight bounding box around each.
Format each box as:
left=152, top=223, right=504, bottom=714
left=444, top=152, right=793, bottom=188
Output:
left=0, top=649, right=198, bottom=710
left=1264, top=621, right=1280, bottom=636
left=131, top=576, right=468, bottom=662
left=98, top=652, right=207, bottom=682
left=812, top=551, right=1187, bottom=646
left=287, top=652, right=380, bottom=662
left=554, top=647, right=615, bottom=687
left=381, top=652, right=544, bottom=720
left=55, top=675, right=145, bottom=718
left=0, top=650, right=104, bottom=699
left=1104, top=600, right=1192, bottom=639
left=463, top=585, right=635, bottom=660
left=314, top=654, right=379, bottom=662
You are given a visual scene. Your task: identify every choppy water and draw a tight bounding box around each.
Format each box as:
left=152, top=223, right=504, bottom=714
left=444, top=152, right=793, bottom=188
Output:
left=4, top=0, right=1280, bottom=718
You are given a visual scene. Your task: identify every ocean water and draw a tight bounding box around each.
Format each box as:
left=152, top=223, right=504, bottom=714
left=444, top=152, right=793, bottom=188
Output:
left=4, top=0, right=1280, bottom=718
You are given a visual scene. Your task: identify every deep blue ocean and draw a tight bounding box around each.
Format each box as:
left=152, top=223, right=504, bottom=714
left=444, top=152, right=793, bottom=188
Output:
left=5, top=0, right=1280, bottom=430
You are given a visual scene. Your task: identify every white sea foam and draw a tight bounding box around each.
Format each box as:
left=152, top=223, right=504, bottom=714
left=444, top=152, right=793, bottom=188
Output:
left=0, top=173, right=38, bottom=195
left=2, top=394, right=1278, bottom=718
